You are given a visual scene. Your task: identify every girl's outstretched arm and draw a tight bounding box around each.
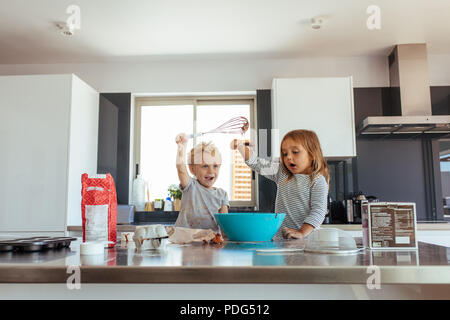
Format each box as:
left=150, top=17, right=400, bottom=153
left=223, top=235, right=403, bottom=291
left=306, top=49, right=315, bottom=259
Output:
left=230, top=139, right=280, bottom=182
left=175, top=133, right=190, bottom=189
left=231, top=139, right=280, bottom=182
left=230, top=139, right=251, bottom=161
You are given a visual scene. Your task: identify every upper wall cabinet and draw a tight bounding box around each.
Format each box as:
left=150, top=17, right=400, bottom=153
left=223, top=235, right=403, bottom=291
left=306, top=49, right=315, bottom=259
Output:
left=0, top=74, right=99, bottom=232
left=271, top=77, right=356, bottom=159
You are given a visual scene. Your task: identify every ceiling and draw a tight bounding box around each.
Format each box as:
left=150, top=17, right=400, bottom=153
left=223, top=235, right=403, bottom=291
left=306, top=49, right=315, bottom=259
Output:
left=1, top=0, right=450, bottom=64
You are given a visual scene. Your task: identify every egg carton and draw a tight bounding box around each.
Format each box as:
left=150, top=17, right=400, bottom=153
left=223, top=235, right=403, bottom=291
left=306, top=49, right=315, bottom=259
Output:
left=132, top=225, right=169, bottom=249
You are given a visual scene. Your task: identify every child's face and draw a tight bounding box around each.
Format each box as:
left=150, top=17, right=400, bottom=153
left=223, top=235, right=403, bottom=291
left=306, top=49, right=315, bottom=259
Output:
left=190, top=152, right=222, bottom=188
left=281, top=138, right=312, bottom=175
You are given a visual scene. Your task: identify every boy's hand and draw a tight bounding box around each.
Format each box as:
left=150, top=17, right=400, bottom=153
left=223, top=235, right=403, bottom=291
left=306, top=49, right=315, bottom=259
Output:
left=230, top=139, right=239, bottom=150
left=175, top=133, right=188, bottom=147
left=175, top=133, right=190, bottom=189
left=242, top=122, right=249, bottom=133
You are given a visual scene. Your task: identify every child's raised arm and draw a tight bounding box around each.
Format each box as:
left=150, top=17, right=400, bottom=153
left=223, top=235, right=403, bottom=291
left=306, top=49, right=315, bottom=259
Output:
left=230, top=139, right=251, bottom=161
left=231, top=139, right=280, bottom=182
left=175, top=133, right=190, bottom=189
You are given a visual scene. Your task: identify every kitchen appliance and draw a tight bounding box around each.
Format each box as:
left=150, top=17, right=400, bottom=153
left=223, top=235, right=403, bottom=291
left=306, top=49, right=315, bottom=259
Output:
left=214, top=212, right=286, bottom=242
left=352, top=192, right=366, bottom=224
left=357, top=43, right=450, bottom=139
left=349, top=192, right=378, bottom=224
left=328, top=200, right=347, bottom=224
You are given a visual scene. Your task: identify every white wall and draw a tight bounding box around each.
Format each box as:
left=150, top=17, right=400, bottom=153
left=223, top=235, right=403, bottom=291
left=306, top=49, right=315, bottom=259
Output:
left=0, top=54, right=449, bottom=94
left=0, top=56, right=390, bottom=93
left=0, top=74, right=72, bottom=232
left=428, top=54, right=450, bottom=86
left=66, top=75, right=99, bottom=227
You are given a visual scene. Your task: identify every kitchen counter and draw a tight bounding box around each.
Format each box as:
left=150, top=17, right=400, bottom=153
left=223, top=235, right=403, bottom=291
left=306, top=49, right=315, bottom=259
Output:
left=0, top=238, right=449, bottom=285
left=67, top=222, right=450, bottom=233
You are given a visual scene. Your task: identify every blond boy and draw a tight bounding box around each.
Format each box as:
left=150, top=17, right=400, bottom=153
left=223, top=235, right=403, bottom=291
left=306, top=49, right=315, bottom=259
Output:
left=174, top=133, right=229, bottom=231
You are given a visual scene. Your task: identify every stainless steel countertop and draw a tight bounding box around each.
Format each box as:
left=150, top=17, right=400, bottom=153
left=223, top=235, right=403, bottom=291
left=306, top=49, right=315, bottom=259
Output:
left=67, top=222, right=450, bottom=232
left=0, top=238, right=449, bottom=284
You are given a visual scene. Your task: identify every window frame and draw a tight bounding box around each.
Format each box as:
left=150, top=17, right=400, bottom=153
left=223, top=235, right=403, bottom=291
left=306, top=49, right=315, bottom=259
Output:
left=133, top=95, right=258, bottom=208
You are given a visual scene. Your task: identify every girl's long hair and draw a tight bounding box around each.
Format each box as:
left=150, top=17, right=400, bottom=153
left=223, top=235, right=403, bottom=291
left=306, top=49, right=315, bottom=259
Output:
left=280, top=129, right=330, bottom=186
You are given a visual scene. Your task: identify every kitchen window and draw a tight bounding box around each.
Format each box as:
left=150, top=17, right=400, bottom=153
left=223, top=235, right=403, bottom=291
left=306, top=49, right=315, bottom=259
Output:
left=134, top=96, right=257, bottom=208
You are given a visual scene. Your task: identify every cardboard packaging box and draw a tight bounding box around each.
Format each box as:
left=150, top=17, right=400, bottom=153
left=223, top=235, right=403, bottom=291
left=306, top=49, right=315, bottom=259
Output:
left=362, top=202, right=418, bottom=250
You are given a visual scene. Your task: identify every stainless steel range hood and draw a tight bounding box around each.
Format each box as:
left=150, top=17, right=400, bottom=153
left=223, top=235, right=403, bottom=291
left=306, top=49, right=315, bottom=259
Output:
left=358, top=44, right=450, bottom=139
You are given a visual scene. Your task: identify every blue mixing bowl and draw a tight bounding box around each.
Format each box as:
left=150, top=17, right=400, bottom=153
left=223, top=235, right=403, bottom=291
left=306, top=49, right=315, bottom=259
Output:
left=214, top=212, right=286, bottom=242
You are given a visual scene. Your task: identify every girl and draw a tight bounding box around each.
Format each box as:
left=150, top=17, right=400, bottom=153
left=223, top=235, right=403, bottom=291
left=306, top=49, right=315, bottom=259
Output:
left=231, top=129, right=329, bottom=239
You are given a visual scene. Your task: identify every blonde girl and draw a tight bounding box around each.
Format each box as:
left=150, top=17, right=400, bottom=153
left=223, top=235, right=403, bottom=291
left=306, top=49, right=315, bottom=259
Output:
left=231, top=129, right=329, bottom=239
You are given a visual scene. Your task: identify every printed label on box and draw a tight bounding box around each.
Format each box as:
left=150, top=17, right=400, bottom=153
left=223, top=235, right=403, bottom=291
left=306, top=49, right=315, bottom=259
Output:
left=368, top=203, right=416, bottom=249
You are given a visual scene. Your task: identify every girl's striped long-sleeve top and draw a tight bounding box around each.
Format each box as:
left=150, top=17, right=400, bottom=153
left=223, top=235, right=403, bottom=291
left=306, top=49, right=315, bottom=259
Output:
left=246, top=154, right=328, bottom=237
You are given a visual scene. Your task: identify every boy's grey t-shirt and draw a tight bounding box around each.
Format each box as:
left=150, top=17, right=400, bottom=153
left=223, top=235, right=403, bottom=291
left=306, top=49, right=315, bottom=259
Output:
left=174, top=177, right=229, bottom=232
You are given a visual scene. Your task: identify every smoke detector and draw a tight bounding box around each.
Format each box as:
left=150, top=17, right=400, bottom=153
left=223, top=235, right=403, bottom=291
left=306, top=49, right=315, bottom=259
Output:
left=311, top=16, right=325, bottom=30
left=56, top=22, right=74, bottom=36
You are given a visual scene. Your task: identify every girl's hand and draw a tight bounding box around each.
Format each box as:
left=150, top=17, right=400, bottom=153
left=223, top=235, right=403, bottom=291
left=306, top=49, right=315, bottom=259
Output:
left=230, top=139, right=250, bottom=150
left=175, top=133, right=188, bottom=147
left=282, top=227, right=304, bottom=240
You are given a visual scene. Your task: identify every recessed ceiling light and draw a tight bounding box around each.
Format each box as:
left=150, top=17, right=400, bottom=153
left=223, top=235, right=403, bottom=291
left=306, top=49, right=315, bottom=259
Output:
left=311, top=16, right=325, bottom=30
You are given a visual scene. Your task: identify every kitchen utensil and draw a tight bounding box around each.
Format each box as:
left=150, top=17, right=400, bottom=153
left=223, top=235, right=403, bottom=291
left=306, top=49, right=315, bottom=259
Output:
left=0, top=241, right=15, bottom=252
left=352, top=192, right=367, bottom=224
left=0, top=237, right=77, bottom=252
left=187, top=116, right=249, bottom=138
left=214, top=212, right=286, bottom=242
left=304, top=228, right=363, bottom=254
left=345, top=199, right=354, bottom=223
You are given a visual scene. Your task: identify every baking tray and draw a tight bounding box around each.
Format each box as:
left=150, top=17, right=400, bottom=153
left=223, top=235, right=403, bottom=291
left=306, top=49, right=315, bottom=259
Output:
left=0, top=237, right=77, bottom=252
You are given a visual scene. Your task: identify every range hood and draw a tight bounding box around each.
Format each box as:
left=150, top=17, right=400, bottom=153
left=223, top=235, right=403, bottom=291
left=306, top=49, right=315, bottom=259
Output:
left=358, top=44, right=450, bottom=139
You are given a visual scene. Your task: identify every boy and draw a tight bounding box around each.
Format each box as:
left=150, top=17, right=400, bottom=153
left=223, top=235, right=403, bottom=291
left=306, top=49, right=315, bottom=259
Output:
left=174, top=133, right=229, bottom=232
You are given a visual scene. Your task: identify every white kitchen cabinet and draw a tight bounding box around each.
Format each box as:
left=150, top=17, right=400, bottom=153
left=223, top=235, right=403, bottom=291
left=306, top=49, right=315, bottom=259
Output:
left=0, top=74, right=99, bottom=233
left=271, top=77, right=356, bottom=159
